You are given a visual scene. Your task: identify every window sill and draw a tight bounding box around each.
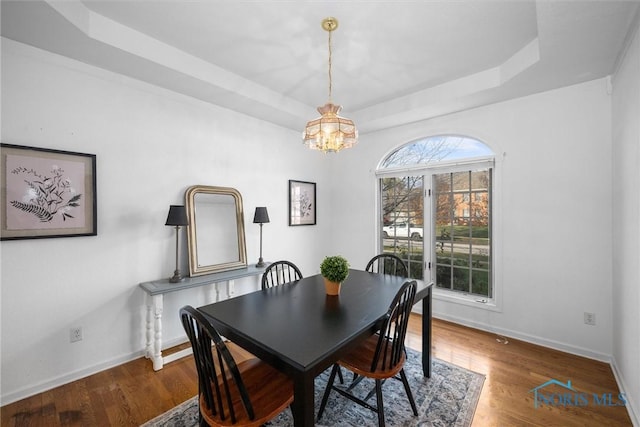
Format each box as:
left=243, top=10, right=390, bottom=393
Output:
left=433, top=288, right=502, bottom=312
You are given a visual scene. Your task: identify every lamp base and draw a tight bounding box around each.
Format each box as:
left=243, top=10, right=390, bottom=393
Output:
left=256, top=258, right=266, bottom=268
left=169, top=270, right=185, bottom=283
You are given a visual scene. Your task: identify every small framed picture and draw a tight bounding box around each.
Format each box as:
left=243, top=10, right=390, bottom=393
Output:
left=1, top=143, right=97, bottom=240
left=289, top=180, right=316, bottom=226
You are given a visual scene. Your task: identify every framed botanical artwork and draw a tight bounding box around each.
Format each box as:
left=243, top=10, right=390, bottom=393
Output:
left=289, top=180, right=316, bottom=226
left=1, top=143, right=97, bottom=240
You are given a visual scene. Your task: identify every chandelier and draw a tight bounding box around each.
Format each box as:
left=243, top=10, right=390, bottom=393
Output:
left=303, top=17, right=358, bottom=153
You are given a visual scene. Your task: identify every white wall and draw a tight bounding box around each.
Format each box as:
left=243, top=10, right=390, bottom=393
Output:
left=0, top=39, right=333, bottom=403
left=330, top=78, right=614, bottom=361
left=612, top=18, right=640, bottom=425
left=2, top=30, right=638, bottom=421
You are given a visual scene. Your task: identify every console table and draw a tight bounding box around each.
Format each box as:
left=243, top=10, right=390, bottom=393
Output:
left=139, top=264, right=267, bottom=370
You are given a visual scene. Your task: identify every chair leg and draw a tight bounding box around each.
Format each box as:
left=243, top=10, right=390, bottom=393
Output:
left=375, top=379, right=385, bottom=427
left=346, top=373, right=365, bottom=392
left=363, top=378, right=386, bottom=402
left=317, top=364, right=339, bottom=420
left=337, top=366, right=344, bottom=384
left=199, top=411, right=208, bottom=426
left=399, top=369, right=418, bottom=416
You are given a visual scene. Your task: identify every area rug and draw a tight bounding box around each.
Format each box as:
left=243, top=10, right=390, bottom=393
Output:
left=141, top=349, right=484, bottom=427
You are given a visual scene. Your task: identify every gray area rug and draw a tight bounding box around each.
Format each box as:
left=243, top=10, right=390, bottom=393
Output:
left=141, top=349, right=484, bottom=427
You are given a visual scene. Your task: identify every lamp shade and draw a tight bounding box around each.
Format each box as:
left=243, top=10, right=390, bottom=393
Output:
left=253, top=207, right=270, bottom=224
left=165, top=205, right=189, bottom=226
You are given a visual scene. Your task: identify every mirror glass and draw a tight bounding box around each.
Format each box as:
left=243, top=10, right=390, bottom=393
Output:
left=185, top=185, right=247, bottom=276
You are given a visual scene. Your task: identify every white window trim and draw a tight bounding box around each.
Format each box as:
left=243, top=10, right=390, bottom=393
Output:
left=377, top=156, right=503, bottom=313
left=375, top=156, right=495, bottom=178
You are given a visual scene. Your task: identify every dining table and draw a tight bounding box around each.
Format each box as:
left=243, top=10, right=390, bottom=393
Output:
left=198, top=268, right=433, bottom=427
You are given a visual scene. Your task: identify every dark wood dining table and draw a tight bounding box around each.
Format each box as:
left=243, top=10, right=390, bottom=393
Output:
left=198, top=268, right=433, bottom=427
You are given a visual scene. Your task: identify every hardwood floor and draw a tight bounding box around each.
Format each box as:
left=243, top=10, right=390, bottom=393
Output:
left=1, top=316, right=632, bottom=426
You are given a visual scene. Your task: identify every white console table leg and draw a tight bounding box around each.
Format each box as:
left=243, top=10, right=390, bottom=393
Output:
left=227, top=280, right=235, bottom=298
left=145, top=298, right=154, bottom=359
left=209, top=282, right=217, bottom=302
left=151, top=294, right=164, bottom=371
left=139, top=265, right=267, bottom=371
left=207, top=280, right=234, bottom=301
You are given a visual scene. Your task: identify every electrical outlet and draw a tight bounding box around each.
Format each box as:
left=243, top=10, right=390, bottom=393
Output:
left=70, top=327, right=83, bottom=342
left=584, top=312, right=596, bottom=326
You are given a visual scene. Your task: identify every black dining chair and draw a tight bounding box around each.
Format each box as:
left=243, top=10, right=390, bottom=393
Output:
left=261, top=260, right=303, bottom=289
left=180, top=305, right=294, bottom=427
left=365, top=254, right=408, bottom=277
left=317, top=280, right=419, bottom=427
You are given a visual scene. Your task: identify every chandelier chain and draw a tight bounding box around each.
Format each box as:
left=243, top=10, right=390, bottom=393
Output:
left=328, top=28, right=333, bottom=102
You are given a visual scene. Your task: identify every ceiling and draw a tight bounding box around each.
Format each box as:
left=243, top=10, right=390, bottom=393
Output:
left=2, top=0, right=639, bottom=134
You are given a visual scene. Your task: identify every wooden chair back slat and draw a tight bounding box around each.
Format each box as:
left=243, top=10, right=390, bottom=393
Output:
left=261, top=260, right=303, bottom=289
left=365, top=254, right=408, bottom=277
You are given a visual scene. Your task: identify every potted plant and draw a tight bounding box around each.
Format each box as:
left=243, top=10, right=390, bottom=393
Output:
left=320, top=255, right=350, bottom=295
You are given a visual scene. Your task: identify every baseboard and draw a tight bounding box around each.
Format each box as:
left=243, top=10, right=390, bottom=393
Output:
left=433, top=312, right=612, bottom=362
left=0, top=350, right=140, bottom=405
left=0, top=337, right=188, bottom=406
left=611, top=356, right=640, bottom=427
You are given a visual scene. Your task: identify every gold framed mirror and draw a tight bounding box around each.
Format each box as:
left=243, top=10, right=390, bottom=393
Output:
left=185, top=185, right=247, bottom=276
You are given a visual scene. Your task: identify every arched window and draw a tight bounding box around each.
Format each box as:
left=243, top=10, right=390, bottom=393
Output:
left=381, top=135, right=493, bottom=168
left=377, top=135, right=496, bottom=304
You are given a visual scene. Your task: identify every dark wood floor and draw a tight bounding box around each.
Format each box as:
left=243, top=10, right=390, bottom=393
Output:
left=1, top=316, right=633, bottom=426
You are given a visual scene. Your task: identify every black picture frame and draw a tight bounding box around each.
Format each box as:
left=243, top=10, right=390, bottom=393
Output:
left=1, top=143, right=97, bottom=240
left=289, top=180, right=316, bottom=226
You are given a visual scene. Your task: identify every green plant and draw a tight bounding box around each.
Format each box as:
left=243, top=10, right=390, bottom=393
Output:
left=320, top=255, right=350, bottom=283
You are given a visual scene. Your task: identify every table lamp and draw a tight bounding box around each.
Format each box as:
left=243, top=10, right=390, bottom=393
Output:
left=165, top=205, right=189, bottom=283
left=253, top=207, right=270, bottom=267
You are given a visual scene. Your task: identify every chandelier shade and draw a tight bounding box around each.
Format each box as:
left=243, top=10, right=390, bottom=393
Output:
left=303, top=103, right=358, bottom=153
left=302, top=17, right=358, bottom=153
